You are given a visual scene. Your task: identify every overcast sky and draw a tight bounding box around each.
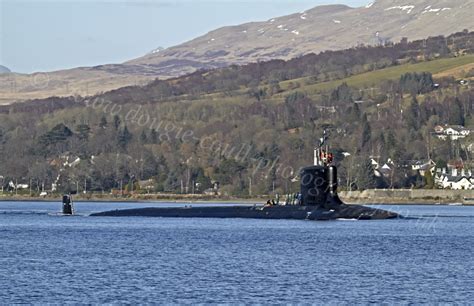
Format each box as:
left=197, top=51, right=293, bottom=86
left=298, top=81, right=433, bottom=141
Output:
left=0, top=0, right=368, bottom=73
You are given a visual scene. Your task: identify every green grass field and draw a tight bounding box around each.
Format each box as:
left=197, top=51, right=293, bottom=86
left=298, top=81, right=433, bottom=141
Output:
left=281, top=54, right=474, bottom=96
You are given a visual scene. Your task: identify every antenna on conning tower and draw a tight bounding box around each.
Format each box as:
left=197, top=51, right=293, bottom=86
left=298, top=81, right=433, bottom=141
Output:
left=314, top=130, right=332, bottom=166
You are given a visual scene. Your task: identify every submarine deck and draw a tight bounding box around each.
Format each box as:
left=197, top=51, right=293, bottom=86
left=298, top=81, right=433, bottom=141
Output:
left=90, top=204, right=399, bottom=220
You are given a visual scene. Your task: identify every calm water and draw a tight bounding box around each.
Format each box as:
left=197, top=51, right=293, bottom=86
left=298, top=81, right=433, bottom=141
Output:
left=0, top=201, right=473, bottom=304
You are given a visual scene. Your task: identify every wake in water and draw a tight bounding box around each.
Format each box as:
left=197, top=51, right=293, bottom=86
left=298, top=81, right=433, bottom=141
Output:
left=416, top=215, right=474, bottom=219
left=48, top=212, right=89, bottom=217
left=0, top=210, right=51, bottom=216
left=0, top=210, right=88, bottom=217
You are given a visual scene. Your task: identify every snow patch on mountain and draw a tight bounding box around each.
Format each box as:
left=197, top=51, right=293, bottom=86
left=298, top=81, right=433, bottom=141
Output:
left=385, top=5, right=415, bottom=14
left=150, top=47, right=164, bottom=54
left=421, top=5, right=452, bottom=15
left=366, top=1, right=375, bottom=8
left=422, top=6, right=452, bottom=14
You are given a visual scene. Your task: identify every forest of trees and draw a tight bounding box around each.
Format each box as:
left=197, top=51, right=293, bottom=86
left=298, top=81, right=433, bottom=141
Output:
left=0, top=31, right=473, bottom=196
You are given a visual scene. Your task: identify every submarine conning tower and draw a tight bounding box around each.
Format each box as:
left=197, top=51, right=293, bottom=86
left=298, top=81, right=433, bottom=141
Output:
left=300, top=131, right=341, bottom=207
left=62, top=194, right=74, bottom=215
left=300, top=165, right=340, bottom=207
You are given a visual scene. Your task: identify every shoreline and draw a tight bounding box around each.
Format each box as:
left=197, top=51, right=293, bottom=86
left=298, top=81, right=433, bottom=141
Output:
left=339, top=189, right=474, bottom=206
left=0, top=194, right=473, bottom=206
left=343, top=199, right=472, bottom=206
left=0, top=194, right=260, bottom=204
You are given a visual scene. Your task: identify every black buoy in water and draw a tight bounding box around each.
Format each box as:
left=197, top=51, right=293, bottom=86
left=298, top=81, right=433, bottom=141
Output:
left=62, top=194, right=74, bottom=215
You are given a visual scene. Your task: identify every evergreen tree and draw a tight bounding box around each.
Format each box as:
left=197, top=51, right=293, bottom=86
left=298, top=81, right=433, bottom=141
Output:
left=113, top=115, right=121, bottom=130
left=164, top=171, right=179, bottom=192
left=191, top=167, right=212, bottom=192
left=215, top=159, right=245, bottom=185
left=412, top=172, right=425, bottom=189
left=449, top=98, right=465, bottom=126
left=154, top=155, right=169, bottom=191
left=423, top=170, right=434, bottom=189
left=284, top=91, right=306, bottom=104
left=140, top=130, right=148, bottom=144
left=76, top=124, right=91, bottom=141
left=99, top=116, right=108, bottom=129
left=127, top=180, right=134, bottom=192
left=405, top=96, right=420, bottom=130
left=264, top=142, right=280, bottom=161
left=39, top=123, right=73, bottom=146
left=386, top=130, right=396, bottom=151
left=360, top=114, right=371, bottom=150
left=249, top=87, right=267, bottom=101
left=400, top=72, right=434, bottom=95
left=348, top=103, right=361, bottom=122
left=117, top=126, right=132, bottom=150
left=150, top=129, right=158, bottom=144
left=330, top=82, right=353, bottom=103
left=419, top=72, right=434, bottom=94
left=356, top=158, right=377, bottom=190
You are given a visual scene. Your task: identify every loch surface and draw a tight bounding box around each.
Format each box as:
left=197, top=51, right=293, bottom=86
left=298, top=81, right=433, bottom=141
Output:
left=1, top=201, right=473, bottom=304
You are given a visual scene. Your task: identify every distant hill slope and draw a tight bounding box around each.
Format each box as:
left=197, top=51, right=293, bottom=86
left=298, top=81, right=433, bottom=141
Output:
left=0, top=65, right=11, bottom=74
left=130, top=0, right=474, bottom=72
left=1, top=0, right=473, bottom=105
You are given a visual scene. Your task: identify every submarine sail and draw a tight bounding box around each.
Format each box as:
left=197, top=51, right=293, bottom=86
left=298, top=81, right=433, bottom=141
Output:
left=62, top=194, right=74, bottom=215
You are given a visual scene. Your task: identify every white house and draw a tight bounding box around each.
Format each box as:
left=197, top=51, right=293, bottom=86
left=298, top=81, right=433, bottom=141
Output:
left=434, top=125, right=471, bottom=140
left=375, top=163, right=392, bottom=178
left=411, top=159, right=436, bottom=175
left=443, top=177, right=474, bottom=190
left=372, top=159, right=395, bottom=178
left=8, top=181, right=29, bottom=190
left=435, top=168, right=474, bottom=190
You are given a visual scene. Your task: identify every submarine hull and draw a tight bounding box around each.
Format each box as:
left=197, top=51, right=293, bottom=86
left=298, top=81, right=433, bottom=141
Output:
left=90, top=204, right=399, bottom=220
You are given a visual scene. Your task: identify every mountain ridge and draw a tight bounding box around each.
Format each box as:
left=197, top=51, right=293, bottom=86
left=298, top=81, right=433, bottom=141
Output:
left=131, top=0, right=474, bottom=69
left=0, top=65, right=11, bottom=74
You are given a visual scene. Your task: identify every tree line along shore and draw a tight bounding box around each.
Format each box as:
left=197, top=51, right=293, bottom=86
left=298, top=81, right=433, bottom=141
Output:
left=1, top=189, right=473, bottom=205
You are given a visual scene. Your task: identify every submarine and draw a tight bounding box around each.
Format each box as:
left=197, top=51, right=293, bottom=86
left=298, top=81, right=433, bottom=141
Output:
left=91, top=133, right=399, bottom=220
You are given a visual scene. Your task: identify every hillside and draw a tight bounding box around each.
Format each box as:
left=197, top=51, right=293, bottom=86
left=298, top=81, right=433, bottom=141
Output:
left=1, top=32, right=474, bottom=196
left=0, top=65, right=11, bottom=74
left=132, top=0, right=474, bottom=70
left=1, top=0, right=473, bottom=105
